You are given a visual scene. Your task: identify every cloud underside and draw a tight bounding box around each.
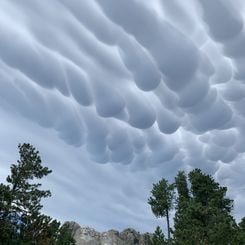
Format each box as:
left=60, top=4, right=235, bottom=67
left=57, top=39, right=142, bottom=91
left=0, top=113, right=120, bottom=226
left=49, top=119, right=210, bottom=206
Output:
left=1, top=0, right=245, bottom=231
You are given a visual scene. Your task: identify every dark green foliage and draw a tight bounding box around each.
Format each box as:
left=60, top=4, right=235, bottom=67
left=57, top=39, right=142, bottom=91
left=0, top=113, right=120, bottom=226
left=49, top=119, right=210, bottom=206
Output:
left=149, top=168, right=244, bottom=245
left=56, top=223, right=76, bottom=245
left=0, top=143, right=75, bottom=244
left=148, top=178, right=175, bottom=241
left=174, top=169, right=238, bottom=244
left=150, top=226, right=167, bottom=245
left=188, top=169, right=233, bottom=212
left=173, top=171, right=194, bottom=245
left=148, top=179, right=175, bottom=218
left=239, top=217, right=245, bottom=229
left=175, top=171, right=189, bottom=201
left=234, top=217, right=245, bottom=244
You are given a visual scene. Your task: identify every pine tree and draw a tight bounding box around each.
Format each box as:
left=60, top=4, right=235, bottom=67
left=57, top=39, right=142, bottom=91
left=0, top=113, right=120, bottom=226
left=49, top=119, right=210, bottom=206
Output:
left=148, top=178, right=174, bottom=242
left=174, top=169, right=237, bottom=245
left=227, top=217, right=245, bottom=244
left=150, top=226, right=167, bottom=245
left=175, top=171, right=189, bottom=201
left=149, top=169, right=245, bottom=244
left=173, top=171, right=195, bottom=245
left=0, top=143, right=75, bottom=244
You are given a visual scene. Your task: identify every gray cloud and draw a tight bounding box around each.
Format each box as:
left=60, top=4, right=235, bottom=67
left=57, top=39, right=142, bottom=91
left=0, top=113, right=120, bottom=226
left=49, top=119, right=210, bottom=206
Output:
left=1, top=0, right=245, bottom=232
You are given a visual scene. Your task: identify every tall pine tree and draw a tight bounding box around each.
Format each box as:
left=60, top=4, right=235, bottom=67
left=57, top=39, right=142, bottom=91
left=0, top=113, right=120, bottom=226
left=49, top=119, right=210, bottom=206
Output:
left=0, top=143, right=75, bottom=244
left=174, top=169, right=237, bottom=245
left=148, top=178, right=174, bottom=242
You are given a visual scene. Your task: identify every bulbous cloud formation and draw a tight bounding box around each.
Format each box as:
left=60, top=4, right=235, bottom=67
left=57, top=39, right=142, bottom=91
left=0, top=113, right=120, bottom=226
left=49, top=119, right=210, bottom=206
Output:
left=1, top=0, right=245, bottom=227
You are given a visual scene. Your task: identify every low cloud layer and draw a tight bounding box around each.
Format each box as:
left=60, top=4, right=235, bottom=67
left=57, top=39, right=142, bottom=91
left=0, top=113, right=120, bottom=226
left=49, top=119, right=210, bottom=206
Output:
left=1, top=0, right=245, bottom=232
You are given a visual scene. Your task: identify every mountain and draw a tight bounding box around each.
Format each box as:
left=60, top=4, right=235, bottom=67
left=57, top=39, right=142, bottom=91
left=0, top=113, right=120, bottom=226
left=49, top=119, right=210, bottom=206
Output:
left=65, top=221, right=152, bottom=245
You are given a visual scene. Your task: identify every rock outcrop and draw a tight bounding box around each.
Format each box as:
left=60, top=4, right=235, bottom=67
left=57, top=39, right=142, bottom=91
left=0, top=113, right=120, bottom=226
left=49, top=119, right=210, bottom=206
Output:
left=65, top=221, right=152, bottom=245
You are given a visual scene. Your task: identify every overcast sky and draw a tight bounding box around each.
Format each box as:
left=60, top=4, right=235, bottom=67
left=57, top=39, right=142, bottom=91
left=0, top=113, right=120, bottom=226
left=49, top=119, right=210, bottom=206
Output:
left=1, top=0, right=245, bottom=233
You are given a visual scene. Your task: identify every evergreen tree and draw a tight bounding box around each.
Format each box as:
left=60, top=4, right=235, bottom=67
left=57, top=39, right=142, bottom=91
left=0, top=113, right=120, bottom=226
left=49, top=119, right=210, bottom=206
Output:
left=150, top=226, right=167, bottom=245
left=175, top=171, right=189, bottom=201
left=149, top=169, right=243, bottom=244
left=56, top=223, right=76, bottom=245
left=173, top=171, right=194, bottom=245
left=0, top=143, right=75, bottom=244
left=174, top=169, right=237, bottom=245
left=148, top=178, right=174, bottom=242
left=233, top=217, right=245, bottom=244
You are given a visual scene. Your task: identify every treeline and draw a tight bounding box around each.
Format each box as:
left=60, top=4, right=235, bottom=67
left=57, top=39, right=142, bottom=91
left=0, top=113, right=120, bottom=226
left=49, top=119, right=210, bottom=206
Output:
left=1, top=143, right=245, bottom=245
left=148, top=169, right=245, bottom=244
left=0, top=144, right=75, bottom=245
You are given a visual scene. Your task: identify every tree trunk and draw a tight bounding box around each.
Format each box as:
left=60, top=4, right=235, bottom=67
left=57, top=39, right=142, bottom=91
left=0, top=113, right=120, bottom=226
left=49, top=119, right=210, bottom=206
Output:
left=166, top=209, right=170, bottom=243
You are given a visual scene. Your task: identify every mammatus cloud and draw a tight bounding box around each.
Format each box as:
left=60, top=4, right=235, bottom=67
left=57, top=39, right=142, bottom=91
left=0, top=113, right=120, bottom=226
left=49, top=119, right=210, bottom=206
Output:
left=1, top=0, right=245, bottom=232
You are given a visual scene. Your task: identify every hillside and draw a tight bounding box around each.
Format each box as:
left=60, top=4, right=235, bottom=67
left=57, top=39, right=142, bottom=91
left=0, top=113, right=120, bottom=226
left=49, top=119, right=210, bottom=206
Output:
left=66, top=221, right=152, bottom=245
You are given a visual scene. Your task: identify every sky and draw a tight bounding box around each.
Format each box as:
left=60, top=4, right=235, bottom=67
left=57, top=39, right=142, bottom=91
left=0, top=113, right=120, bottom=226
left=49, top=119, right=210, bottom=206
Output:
left=1, top=0, right=245, bottom=233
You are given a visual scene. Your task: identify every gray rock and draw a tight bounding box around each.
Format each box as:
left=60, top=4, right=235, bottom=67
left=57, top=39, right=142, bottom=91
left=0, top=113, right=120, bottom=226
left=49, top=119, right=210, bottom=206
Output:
left=66, top=222, right=152, bottom=245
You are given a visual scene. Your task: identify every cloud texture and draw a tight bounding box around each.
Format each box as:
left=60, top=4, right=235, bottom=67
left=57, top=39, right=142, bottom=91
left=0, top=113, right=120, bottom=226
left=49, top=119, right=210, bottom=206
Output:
left=1, top=0, right=245, bottom=232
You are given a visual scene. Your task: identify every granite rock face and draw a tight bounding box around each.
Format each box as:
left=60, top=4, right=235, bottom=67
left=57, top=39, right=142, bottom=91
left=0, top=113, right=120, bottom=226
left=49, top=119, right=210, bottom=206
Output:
left=65, top=221, right=152, bottom=245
